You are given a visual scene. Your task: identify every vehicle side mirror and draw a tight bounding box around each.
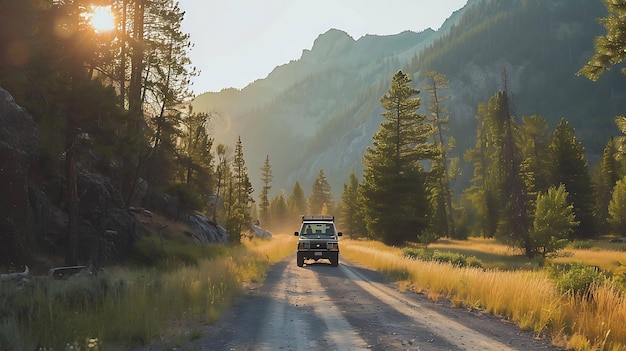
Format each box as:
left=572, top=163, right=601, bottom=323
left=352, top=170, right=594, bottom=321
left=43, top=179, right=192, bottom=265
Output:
left=294, top=231, right=300, bottom=236
left=337, top=232, right=343, bottom=236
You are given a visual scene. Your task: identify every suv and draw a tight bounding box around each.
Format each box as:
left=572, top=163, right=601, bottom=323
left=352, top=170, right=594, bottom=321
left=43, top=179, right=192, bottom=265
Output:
left=294, top=215, right=342, bottom=267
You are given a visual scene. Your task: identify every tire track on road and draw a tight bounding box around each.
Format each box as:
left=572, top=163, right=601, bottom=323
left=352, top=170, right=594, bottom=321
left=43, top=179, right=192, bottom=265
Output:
left=339, top=263, right=517, bottom=351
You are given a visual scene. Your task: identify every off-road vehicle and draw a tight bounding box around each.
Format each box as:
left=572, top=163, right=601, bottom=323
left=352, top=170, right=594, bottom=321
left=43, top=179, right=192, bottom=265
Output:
left=294, top=215, right=342, bottom=267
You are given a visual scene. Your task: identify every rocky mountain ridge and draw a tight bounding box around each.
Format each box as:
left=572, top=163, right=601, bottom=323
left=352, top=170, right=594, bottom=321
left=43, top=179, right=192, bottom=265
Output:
left=192, top=0, right=624, bottom=198
left=192, top=5, right=472, bottom=197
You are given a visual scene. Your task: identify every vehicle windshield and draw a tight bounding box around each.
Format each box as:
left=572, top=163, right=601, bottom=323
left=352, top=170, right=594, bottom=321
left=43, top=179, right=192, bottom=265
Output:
left=300, top=223, right=335, bottom=236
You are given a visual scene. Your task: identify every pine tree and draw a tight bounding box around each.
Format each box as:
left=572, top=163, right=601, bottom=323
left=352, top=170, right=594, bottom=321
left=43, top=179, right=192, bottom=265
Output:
left=531, top=184, right=579, bottom=257
left=259, top=155, right=273, bottom=227
left=308, top=169, right=333, bottom=215
left=549, top=118, right=596, bottom=239
left=225, top=137, right=253, bottom=243
left=464, top=90, right=532, bottom=256
left=177, top=107, right=214, bottom=210
left=339, top=170, right=364, bottom=238
left=285, top=181, right=307, bottom=229
left=269, top=189, right=289, bottom=231
left=463, top=103, right=499, bottom=238
left=608, top=175, right=626, bottom=236
left=423, top=71, right=456, bottom=238
left=594, top=137, right=621, bottom=234
left=361, top=70, right=435, bottom=245
left=211, top=144, right=230, bottom=222
left=578, top=0, right=626, bottom=82
left=495, top=89, right=531, bottom=256
left=519, top=115, right=552, bottom=196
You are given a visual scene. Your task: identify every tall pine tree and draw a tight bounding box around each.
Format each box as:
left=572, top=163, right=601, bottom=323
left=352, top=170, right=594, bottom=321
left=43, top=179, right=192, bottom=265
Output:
left=424, top=71, right=456, bottom=238
left=339, top=170, right=364, bottom=238
left=549, top=118, right=596, bottom=239
left=361, top=71, right=435, bottom=245
left=225, top=137, right=253, bottom=243
left=259, top=155, right=273, bottom=227
left=308, top=169, right=333, bottom=215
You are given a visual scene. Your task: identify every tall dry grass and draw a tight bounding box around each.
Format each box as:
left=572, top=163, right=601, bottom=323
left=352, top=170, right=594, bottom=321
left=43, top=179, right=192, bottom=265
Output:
left=342, top=239, right=626, bottom=350
left=0, top=234, right=295, bottom=350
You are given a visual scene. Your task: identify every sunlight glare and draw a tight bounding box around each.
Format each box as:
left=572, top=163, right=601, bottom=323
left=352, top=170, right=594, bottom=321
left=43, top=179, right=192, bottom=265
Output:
left=89, top=6, right=115, bottom=33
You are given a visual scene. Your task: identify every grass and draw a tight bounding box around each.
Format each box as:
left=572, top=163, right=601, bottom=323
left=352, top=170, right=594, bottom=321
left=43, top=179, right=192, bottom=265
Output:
left=0, top=233, right=295, bottom=350
left=341, top=238, right=626, bottom=351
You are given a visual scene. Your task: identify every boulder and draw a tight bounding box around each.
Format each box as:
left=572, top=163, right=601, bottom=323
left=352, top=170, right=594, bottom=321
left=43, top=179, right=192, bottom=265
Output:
left=179, top=212, right=228, bottom=244
left=75, top=171, right=137, bottom=266
left=251, top=225, right=273, bottom=240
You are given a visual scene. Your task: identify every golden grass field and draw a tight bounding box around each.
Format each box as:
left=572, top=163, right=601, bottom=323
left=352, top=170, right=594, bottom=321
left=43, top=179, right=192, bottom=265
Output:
left=341, top=238, right=626, bottom=351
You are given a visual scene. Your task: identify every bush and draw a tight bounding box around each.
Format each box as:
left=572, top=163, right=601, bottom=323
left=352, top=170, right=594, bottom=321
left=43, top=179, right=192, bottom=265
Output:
left=402, top=248, right=483, bottom=268
left=548, top=263, right=606, bottom=296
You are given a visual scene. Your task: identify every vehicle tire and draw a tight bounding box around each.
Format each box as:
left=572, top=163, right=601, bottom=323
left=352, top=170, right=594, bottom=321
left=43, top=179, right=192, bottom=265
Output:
left=330, top=252, right=339, bottom=267
left=297, top=252, right=305, bottom=267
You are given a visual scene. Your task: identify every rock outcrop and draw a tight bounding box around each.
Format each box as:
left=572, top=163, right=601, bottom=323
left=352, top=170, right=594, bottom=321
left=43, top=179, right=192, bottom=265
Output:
left=1, top=87, right=138, bottom=268
left=0, top=87, right=37, bottom=266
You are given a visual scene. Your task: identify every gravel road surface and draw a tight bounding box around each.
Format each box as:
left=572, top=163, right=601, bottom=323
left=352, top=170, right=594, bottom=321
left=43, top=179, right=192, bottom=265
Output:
left=142, top=257, right=564, bottom=351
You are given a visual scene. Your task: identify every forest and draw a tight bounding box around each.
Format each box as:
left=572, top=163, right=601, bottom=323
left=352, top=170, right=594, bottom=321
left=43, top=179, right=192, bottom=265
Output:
left=1, top=0, right=626, bottom=268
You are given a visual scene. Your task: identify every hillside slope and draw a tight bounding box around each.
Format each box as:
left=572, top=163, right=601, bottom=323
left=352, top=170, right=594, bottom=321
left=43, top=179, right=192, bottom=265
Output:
left=192, top=0, right=626, bottom=197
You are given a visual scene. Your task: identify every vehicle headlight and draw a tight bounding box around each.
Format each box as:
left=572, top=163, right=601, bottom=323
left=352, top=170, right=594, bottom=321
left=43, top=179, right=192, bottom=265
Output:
left=298, top=242, right=310, bottom=249
left=327, top=242, right=338, bottom=249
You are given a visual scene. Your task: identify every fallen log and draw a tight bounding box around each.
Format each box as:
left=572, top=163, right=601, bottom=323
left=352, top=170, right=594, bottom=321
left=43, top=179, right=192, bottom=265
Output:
left=48, top=265, right=90, bottom=278
left=0, top=266, right=29, bottom=282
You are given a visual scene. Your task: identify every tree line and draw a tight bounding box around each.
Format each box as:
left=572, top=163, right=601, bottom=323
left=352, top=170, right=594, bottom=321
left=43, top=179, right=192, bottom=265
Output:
left=3, top=0, right=626, bottom=265
left=0, top=0, right=256, bottom=266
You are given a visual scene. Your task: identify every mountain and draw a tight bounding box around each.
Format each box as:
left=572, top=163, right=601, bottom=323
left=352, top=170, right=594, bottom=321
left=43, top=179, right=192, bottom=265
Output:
left=191, top=0, right=626, bottom=199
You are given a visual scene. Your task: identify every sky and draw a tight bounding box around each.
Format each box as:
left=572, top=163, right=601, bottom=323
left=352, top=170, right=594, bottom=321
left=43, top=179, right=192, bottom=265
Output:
left=178, top=0, right=468, bottom=95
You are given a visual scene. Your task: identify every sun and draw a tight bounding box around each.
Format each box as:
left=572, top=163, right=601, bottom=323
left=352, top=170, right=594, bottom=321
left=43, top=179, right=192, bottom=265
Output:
left=88, top=6, right=115, bottom=33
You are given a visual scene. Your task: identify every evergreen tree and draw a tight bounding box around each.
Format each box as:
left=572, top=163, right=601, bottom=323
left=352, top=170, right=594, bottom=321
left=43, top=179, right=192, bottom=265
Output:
left=308, top=169, right=333, bottom=215
left=464, top=90, right=532, bottom=256
left=176, top=107, right=214, bottom=210
left=549, top=118, right=596, bottom=239
left=339, top=170, right=364, bottom=238
left=578, top=0, right=626, bottom=82
left=287, top=181, right=307, bottom=216
left=463, top=103, right=499, bottom=238
left=608, top=175, right=626, bottom=236
left=424, top=71, right=459, bottom=238
left=259, top=155, right=273, bottom=227
left=360, top=70, right=435, bottom=245
left=531, top=184, right=579, bottom=257
left=211, top=144, right=230, bottom=222
left=594, top=137, right=621, bottom=234
left=269, top=189, right=289, bottom=232
left=494, top=89, right=531, bottom=256
left=285, top=181, right=307, bottom=229
left=225, top=137, right=253, bottom=243
left=519, top=115, right=552, bottom=196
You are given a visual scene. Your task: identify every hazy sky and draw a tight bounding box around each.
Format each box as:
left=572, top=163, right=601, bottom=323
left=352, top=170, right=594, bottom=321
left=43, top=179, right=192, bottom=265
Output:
left=178, top=0, right=468, bottom=95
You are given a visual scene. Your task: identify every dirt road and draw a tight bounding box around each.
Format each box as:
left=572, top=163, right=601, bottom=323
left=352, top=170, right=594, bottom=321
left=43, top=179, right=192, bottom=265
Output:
left=160, top=258, right=563, bottom=350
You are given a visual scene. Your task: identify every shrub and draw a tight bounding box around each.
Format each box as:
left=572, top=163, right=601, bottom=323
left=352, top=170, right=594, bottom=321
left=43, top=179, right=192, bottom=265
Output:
left=417, top=230, right=439, bottom=248
left=402, top=248, right=482, bottom=269
left=549, top=263, right=606, bottom=296
left=432, top=250, right=467, bottom=266
left=403, top=247, right=431, bottom=260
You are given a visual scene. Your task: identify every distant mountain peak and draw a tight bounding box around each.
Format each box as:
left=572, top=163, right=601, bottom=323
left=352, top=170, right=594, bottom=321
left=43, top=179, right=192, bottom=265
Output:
left=307, top=28, right=355, bottom=59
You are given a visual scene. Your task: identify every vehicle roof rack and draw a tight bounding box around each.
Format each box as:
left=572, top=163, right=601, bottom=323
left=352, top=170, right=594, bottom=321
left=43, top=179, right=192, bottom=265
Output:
left=302, top=215, right=334, bottom=222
